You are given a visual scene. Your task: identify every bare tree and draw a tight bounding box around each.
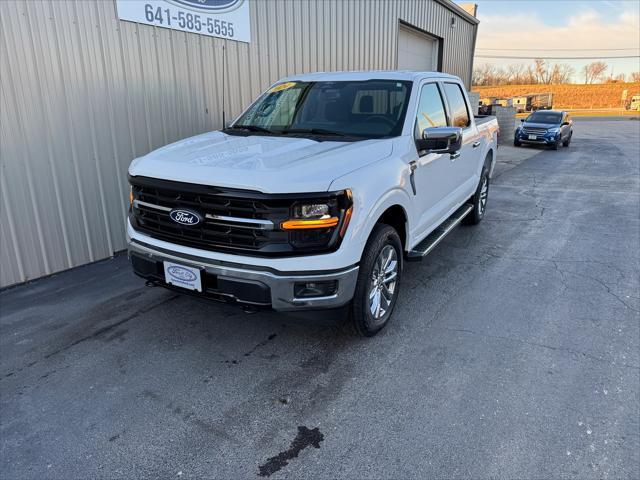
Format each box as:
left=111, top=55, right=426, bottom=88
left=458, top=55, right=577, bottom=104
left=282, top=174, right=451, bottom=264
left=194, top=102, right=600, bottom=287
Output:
left=505, top=64, right=526, bottom=85
left=472, top=63, right=494, bottom=86
left=472, top=60, right=578, bottom=86
left=533, top=58, right=549, bottom=84
left=630, top=71, right=640, bottom=82
left=582, top=61, right=608, bottom=84
left=524, top=64, right=537, bottom=84
left=549, top=64, right=575, bottom=84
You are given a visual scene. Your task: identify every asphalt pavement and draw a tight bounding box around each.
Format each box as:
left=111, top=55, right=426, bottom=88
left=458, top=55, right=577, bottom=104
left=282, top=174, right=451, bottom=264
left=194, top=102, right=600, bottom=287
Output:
left=1, top=118, right=639, bottom=479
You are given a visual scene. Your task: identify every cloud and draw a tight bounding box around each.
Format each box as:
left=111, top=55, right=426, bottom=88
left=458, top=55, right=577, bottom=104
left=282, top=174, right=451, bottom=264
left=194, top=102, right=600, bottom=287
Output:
left=474, top=8, right=640, bottom=80
left=476, top=9, right=640, bottom=51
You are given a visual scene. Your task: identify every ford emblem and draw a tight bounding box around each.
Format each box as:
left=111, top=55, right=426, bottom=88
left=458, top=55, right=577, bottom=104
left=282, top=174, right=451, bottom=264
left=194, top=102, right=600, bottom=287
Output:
left=169, top=209, right=202, bottom=226
left=167, top=266, right=197, bottom=282
left=167, top=0, right=243, bottom=13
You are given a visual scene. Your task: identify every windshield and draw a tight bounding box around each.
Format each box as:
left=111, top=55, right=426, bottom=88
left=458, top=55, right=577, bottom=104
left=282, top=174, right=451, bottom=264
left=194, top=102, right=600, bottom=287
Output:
left=526, top=112, right=561, bottom=124
left=230, top=80, right=412, bottom=140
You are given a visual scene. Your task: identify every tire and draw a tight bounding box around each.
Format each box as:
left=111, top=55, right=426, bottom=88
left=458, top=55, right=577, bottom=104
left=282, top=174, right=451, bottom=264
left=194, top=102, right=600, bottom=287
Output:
left=551, top=138, right=560, bottom=150
left=346, top=224, right=402, bottom=337
left=463, top=165, right=490, bottom=225
left=514, top=139, right=521, bottom=147
left=562, top=132, right=572, bottom=147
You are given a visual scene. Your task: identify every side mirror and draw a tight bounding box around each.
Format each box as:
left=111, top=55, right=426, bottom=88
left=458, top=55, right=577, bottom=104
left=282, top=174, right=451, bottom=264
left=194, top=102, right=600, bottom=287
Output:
left=561, top=121, right=569, bottom=126
left=416, top=127, right=463, bottom=154
left=520, top=118, right=525, bottom=122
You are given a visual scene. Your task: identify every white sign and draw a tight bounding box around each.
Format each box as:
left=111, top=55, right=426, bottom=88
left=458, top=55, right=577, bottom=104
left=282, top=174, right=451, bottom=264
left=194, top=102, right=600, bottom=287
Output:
left=116, top=0, right=251, bottom=43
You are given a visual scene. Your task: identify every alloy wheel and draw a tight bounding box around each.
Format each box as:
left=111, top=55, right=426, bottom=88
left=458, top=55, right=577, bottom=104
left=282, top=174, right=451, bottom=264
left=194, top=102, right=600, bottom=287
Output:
left=368, top=245, right=398, bottom=322
left=479, top=176, right=488, bottom=215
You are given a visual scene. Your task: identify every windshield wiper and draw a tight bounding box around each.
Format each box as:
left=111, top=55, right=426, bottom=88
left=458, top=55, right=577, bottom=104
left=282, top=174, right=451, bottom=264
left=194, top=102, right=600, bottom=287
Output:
left=281, top=128, right=349, bottom=137
left=225, top=124, right=275, bottom=134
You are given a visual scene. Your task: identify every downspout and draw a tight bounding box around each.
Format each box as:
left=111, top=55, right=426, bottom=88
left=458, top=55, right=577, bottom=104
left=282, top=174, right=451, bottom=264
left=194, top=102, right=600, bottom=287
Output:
left=469, top=20, right=479, bottom=89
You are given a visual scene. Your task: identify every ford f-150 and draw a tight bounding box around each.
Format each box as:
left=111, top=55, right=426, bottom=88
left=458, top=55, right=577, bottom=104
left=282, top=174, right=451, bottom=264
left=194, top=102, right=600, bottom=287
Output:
left=127, top=71, right=499, bottom=336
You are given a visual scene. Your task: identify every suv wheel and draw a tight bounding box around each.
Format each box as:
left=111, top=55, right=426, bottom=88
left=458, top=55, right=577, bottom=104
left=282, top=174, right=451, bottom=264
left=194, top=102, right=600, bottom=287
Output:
left=562, top=132, right=572, bottom=147
left=346, top=224, right=402, bottom=336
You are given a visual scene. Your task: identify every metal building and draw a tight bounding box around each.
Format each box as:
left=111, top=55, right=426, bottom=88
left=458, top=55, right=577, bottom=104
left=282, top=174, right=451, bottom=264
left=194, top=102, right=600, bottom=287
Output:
left=0, top=0, right=478, bottom=287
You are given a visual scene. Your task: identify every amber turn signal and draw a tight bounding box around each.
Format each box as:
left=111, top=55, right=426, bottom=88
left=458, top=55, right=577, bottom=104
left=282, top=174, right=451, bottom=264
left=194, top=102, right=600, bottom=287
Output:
left=281, top=217, right=339, bottom=230
left=339, top=206, right=353, bottom=237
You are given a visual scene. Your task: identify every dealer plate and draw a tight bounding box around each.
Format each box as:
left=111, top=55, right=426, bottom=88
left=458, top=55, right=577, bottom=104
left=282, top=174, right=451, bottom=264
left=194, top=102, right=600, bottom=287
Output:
left=528, top=134, right=537, bottom=140
left=163, top=261, right=202, bottom=292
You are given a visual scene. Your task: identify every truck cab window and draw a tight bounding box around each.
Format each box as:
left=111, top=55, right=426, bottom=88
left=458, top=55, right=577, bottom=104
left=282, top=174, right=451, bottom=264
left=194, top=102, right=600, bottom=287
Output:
left=414, top=83, right=447, bottom=138
left=443, top=82, right=470, bottom=128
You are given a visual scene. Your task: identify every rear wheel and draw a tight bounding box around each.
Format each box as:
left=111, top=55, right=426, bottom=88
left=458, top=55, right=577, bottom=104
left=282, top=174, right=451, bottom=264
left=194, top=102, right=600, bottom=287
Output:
left=346, top=224, right=402, bottom=337
left=464, top=165, right=490, bottom=225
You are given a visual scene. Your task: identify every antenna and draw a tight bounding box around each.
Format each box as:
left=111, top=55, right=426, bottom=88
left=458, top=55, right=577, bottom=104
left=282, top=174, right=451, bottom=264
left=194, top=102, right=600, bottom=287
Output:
left=222, top=42, right=226, bottom=129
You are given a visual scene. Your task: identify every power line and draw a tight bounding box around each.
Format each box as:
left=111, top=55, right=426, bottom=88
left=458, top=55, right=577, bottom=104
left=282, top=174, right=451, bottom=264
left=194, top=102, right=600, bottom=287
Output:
left=475, top=54, right=640, bottom=59
left=477, top=47, right=640, bottom=51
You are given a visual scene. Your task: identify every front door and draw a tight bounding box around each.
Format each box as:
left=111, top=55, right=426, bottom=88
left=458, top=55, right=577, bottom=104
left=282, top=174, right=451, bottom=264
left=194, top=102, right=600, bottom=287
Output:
left=410, top=82, right=461, bottom=240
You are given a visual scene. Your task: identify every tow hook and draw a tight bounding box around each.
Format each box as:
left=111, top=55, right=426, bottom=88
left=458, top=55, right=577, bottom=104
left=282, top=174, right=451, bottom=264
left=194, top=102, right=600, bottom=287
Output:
left=145, top=280, right=158, bottom=288
left=242, top=305, right=260, bottom=314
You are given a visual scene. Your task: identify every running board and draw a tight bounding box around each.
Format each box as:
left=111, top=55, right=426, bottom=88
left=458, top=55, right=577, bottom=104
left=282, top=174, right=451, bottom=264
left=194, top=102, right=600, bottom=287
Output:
left=406, top=204, right=473, bottom=261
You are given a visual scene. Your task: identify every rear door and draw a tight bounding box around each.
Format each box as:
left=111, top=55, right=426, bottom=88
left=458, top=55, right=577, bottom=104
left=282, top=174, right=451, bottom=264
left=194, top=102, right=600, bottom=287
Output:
left=441, top=82, right=480, bottom=200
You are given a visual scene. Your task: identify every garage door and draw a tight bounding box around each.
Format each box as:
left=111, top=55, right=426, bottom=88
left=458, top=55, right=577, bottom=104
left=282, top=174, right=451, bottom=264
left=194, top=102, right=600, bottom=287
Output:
left=397, top=25, right=439, bottom=71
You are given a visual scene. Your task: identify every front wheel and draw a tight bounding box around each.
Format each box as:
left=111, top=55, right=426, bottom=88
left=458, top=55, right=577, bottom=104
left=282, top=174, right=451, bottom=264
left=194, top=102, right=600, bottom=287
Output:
left=562, top=132, right=572, bottom=147
left=346, top=224, right=402, bottom=337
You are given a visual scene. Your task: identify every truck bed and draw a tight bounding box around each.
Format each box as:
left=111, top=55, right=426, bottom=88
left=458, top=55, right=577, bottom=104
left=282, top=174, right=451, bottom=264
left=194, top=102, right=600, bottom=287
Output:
left=474, top=114, right=496, bottom=126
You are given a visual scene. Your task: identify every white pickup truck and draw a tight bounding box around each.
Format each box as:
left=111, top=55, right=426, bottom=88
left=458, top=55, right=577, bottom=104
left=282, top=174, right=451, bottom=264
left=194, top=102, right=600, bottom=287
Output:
left=127, top=71, right=498, bottom=336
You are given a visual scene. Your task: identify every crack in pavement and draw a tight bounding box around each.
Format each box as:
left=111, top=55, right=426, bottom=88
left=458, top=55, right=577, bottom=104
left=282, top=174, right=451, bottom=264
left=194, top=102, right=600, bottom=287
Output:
left=436, top=326, right=640, bottom=371
left=476, top=251, right=638, bottom=312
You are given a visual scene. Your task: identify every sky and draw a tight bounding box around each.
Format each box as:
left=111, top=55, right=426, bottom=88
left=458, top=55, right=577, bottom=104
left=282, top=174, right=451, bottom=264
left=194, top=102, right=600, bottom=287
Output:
left=471, top=0, right=640, bottom=82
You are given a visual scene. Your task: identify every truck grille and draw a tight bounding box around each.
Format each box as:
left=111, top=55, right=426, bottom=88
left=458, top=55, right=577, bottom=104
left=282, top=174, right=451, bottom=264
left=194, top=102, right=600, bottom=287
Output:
left=128, top=176, right=348, bottom=256
left=130, top=176, right=292, bottom=254
left=522, top=127, right=548, bottom=135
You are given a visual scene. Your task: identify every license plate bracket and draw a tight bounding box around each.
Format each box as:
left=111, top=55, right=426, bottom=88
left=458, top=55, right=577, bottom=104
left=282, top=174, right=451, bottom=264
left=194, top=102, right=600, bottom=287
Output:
left=528, top=134, right=537, bottom=140
left=163, top=261, right=202, bottom=292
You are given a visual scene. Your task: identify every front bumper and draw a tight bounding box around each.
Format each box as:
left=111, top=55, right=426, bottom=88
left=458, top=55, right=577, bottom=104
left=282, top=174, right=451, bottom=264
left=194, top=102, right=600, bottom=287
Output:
left=128, top=239, right=359, bottom=311
left=515, top=130, right=559, bottom=145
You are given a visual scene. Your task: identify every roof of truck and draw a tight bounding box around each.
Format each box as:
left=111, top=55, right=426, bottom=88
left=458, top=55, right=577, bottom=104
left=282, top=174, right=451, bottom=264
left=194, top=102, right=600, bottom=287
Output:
left=278, top=70, right=461, bottom=83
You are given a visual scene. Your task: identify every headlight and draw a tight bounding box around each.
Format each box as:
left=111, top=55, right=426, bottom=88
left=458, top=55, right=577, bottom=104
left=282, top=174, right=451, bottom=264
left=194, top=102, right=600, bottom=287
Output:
left=294, top=203, right=330, bottom=219
left=282, top=202, right=337, bottom=230
left=281, top=190, right=353, bottom=242
left=548, top=128, right=560, bottom=134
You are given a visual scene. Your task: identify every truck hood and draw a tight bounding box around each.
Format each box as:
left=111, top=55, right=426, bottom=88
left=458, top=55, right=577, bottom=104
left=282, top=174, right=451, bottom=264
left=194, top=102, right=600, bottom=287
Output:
left=128, top=131, right=393, bottom=193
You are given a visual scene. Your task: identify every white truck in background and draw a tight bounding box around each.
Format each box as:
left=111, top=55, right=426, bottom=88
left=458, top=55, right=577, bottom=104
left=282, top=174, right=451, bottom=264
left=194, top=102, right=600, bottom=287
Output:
left=127, top=71, right=499, bottom=336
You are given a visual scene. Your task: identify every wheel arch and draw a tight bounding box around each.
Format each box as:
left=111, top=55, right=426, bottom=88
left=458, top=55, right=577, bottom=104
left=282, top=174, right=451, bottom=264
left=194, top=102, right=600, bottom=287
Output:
left=375, top=205, right=409, bottom=251
left=485, top=147, right=496, bottom=177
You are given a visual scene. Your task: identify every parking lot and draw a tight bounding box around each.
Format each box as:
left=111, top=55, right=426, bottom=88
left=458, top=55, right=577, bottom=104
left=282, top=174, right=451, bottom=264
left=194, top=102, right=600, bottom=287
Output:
left=1, top=118, right=639, bottom=479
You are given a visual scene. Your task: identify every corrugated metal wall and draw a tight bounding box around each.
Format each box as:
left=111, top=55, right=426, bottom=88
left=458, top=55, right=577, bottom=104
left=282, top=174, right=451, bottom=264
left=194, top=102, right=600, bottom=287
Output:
left=0, top=0, right=477, bottom=287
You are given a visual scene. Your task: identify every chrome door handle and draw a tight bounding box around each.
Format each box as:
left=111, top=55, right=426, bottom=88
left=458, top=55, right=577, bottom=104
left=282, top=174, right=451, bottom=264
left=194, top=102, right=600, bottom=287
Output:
left=472, top=141, right=481, bottom=148
left=450, top=152, right=461, bottom=160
